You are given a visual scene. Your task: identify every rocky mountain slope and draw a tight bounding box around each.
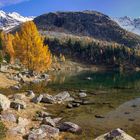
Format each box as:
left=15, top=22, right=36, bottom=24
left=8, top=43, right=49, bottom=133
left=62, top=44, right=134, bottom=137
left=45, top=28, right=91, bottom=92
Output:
left=34, top=11, right=140, bottom=48
left=113, top=16, right=140, bottom=35
left=0, top=10, right=33, bottom=31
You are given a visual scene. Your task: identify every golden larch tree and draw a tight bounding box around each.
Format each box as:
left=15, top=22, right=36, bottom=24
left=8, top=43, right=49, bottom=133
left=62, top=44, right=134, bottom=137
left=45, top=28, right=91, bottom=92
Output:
left=13, top=21, right=52, bottom=72
left=1, top=32, right=15, bottom=64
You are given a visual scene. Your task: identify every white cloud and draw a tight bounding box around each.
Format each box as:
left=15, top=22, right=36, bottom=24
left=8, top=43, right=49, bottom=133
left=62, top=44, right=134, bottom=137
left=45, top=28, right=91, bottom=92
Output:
left=0, top=0, right=29, bottom=7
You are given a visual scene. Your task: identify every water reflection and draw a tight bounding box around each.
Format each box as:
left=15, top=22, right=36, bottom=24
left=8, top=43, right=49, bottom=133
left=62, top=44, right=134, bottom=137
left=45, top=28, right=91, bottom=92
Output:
left=48, top=71, right=140, bottom=90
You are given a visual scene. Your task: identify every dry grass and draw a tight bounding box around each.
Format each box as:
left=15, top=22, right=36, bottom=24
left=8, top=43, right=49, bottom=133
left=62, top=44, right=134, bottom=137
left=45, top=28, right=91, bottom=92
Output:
left=0, top=73, right=17, bottom=88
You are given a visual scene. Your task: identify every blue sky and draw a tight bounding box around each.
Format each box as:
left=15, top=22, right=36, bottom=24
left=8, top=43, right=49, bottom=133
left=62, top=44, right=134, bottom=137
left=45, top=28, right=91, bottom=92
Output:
left=0, top=0, right=140, bottom=17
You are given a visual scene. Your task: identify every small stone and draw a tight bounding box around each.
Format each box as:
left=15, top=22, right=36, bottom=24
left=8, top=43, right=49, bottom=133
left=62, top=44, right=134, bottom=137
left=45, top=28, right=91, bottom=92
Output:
left=26, top=90, right=35, bottom=98
left=11, top=85, right=20, bottom=90
left=32, top=94, right=43, bottom=103
left=54, top=91, right=70, bottom=102
left=37, top=111, right=51, bottom=118
left=42, top=117, right=56, bottom=127
left=131, top=104, right=137, bottom=108
left=59, top=122, right=82, bottom=134
left=67, top=103, right=73, bottom=108
left=41, top=94, right=55, bottom=104
left=10, top=99, right=26, bottom=109
left=0, top=94, right=10, bottom=111
left=53, top=118, right=62, bottom=124
left=95, top=128, right=136, bottom=140
left=13, top=94, right=26, bottom=100
left=79, top=92, right=87, bottom=98
left=95, top=115, right=105, bottom=118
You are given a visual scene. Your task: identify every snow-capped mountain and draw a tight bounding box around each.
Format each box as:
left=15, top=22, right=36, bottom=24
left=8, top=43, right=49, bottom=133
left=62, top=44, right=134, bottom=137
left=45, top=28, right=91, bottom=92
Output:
left=113, top=16, right=140, bottom=35
left=0, top=10, right=34, bottom=31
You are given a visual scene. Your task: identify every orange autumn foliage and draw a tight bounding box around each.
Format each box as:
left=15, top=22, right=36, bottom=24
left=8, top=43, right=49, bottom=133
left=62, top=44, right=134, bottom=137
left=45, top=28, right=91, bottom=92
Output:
left=13, top=21, right=52, bottom=72
left=1, top=32, right=15, bottom=64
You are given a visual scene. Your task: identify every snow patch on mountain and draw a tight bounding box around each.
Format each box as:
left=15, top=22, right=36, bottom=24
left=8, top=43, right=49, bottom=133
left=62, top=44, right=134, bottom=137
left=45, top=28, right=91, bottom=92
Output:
left=113, top=16, right=140, bottom=35
left=0, top=10, right=34, bottom=31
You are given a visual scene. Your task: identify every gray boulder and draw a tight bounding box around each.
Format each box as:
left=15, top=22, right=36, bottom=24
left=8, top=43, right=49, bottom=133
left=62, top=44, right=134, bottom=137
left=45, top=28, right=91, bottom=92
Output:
left=58, top=122, right=82, bottom=134
left=28, top=125, right=59, bottom=140
left=0, top=112, right=16, bottom=122
left=95, top=128, right=136, bottom=140
left=0, top=94, right=10, bottom=111
left=41, top=125, right=59, bottom=138
left=28, top=128, right=47, bottom=140
left=10, top=126, right=26, bottom=135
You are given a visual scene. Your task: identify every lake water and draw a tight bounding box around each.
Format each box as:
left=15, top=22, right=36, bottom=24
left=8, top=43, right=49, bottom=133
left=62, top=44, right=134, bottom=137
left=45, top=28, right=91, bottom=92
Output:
left=47, top=70, right=140, bottom=139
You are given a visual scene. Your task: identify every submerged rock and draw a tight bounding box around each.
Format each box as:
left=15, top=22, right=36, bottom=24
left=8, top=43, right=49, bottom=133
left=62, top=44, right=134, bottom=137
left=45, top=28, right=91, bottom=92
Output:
left=95, top=128, right=136, bottom=140
left=0, top=94, right=10, bottom=111
left=95, top=115, right=105, bottom=119
left=58, top=122, right=82, bottom=134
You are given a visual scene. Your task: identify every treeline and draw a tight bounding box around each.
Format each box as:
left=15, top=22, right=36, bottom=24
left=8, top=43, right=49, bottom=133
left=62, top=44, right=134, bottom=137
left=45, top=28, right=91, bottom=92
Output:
left=44, top=34, right=140, bottom=67
left=0, top=21, right=52, bottom=72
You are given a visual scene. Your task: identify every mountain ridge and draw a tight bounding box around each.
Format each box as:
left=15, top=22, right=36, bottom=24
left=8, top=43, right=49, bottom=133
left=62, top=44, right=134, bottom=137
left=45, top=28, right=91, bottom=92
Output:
left=0, top=10, right=34, bottom=31
left=34, top=11, right=140, bottom=48
left=113, top=16, right=140, bottom=35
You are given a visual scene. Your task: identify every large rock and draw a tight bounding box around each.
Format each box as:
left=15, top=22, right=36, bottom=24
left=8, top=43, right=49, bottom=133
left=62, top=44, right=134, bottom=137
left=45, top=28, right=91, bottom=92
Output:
left=0, top=94, right=10, bottom=111
left=95, top=128, right=136, bottom=140
left=10, top=99, right=26, bottom=109
left=41, top=125, right=59, bottom=138
left=59, top=122, right=82, bottom=134
left=10, top=126, right=26, bottom=135
left=28, top=125, right=59, bottom=140
left=28, top=128, right=46, bottom=140
left=0, top=112, right=16, bottom=122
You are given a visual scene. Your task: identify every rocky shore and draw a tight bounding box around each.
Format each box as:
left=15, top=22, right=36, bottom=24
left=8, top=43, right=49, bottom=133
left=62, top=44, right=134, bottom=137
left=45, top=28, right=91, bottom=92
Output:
left=0, top=63, right=137, bottom=140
